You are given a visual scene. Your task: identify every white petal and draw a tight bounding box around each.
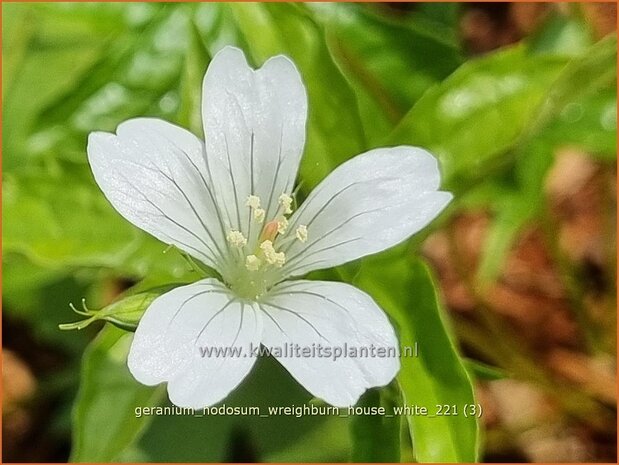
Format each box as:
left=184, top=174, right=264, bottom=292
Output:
left=259, top=280, right=399, bottom=407
left=128, top=279, right=262, bottom=409
left=280, top=147, right=452, bottom=277
left=202, top=46, right=307, bottom=236
left=87, top=118, right=231, bottom=271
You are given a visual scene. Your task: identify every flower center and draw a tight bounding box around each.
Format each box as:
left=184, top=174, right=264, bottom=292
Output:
left=224, top=193, right=307, bottom=300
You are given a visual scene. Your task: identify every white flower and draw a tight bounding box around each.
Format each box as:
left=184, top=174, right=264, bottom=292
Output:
left=87, top=46, right=452, bottom=409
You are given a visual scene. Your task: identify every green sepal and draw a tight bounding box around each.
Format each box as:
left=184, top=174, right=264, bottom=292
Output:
left=59, top=284, right=182, bottom=332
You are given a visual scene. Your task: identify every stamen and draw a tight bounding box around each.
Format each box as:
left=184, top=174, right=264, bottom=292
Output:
left=245, top=254, right=262, bottom=271
left=260, top=240, right=286, bottom=267
left=253, top=208, right=265, bottom=223
left=259, top=240, right=276, bottom=257
left=278, top=193, right=293, bottom=214
left=246, top=195, right=261, bottom=209
left=226, top=230, right=247, bottom=248
left=295, top=225, right=308, bottom=243
left=277, top=216, right=289, bottom=235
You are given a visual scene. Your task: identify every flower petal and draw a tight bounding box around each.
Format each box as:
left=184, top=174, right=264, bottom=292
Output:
left=280, top=147, right=452, bottom=277
left=259, top=280, right=399, bottom=407
left=202, top=46, right=307, bottom=236
left=128, top=279, right=262, bottom=409
left=87, top=118, right=230, bottom=271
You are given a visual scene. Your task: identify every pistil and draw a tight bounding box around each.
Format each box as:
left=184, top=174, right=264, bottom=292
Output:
left=226, top=193, right=309, bottom=296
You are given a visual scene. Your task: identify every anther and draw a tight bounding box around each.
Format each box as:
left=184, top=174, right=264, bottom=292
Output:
left=246, top=195, right=261, bottom=209
left=270, top=252, right=286, bottom=268
left=295, top=225, right=308, bottom=243
left=278, top=193, right=293, bottom=215
left=226, top=230, right=247, bottom=248
left=253, top=208, right=265, bottom=223
left=260, top=240, right=286, bottom=267
left=277, top=217, right=289, bottom=235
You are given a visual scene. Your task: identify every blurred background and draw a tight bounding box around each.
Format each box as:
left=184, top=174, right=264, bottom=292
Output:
left=2, top=2, right=617, bottom=463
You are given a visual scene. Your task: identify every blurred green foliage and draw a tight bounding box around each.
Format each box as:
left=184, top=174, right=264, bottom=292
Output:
left=355, top=256, right=478, bottom=462
left=3, top=2, right=616, bottom=463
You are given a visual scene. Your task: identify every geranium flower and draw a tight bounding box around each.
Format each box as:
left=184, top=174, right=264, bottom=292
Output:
left=87, top=47, right=452, bottom=408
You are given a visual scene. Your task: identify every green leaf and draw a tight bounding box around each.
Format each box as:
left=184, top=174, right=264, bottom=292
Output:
left=2, top=3, right=36, bottom=96
left=464, top=359, right=507, bottom=381
left=3, top=254, right=92, bottom=354
left=315, top=4, right=462, bottom=145
left=410, top=3, right=461, bottom=38
left=527, top=9, right=593, bottom=57
left=265, top=414, right=350, bottom=462
left=525, top=34, right=617, bottom=140
left=3, top=3, right=192, bottom=172
left=3, top=165, right=132, bottom=266
left=355, top=254, right=479, bottom=462
left=2, top=162, right=197, bottom=282
left=349, top=387, right=400, bottom=462
left=541, top=87, right=617, bottom=159
left=475, top=193, right=537, bottom=285
left=1, top=3, right=135, bottom=171
left=176, top=18, right=211, bottom=136
left=71, top=326, right=164, bottom=461
left=59, top=284, right=179, bottom=332
left=388, top=44, right=568, bottom=186
left=34, top=5, right=180, bottom=133
left=463, top=137, right=556, bottom=285
left=524, top=35, right=617, bottom=160
left=323, top=4, right=462, bottom=116
left=461, top=34, right=617, bottom=281
left=473, top=35, right=618, bottom=281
